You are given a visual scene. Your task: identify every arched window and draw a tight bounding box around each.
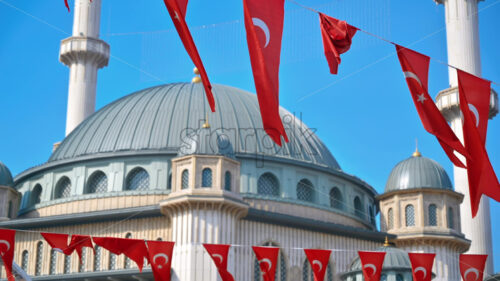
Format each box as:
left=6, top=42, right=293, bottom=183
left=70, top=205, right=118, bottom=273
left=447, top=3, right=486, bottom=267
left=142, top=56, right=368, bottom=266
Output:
left=396, top=274, right=404, bottom=281
left=181, top=169, right=189, bottom=189
left=79, top=248, right=86, bottom=272
left=125, top=168, right=149, bottom=191
left=406, top=204, right=415, bottom=227
left=93, top=246, right=101, bottom=271
left=86, top=171, right=108, bottom=194
left=49, top=249, right=57, bottom=275
left=387, top=208, right=394, bottom=230
left=296, top=179, right=314, bottom=203
left=329, top=187, right=343, bottom=210
left=302, top=259, right=333, bottom=281
left=31, top=184, right=42, bottom=206
left=202, top=168, right=212, bottom=187
left=108, top=253, right=117, bottom=270
left=224, top=171, right=232, bottom=191
left=428, top=204, right=437, bottom=226
left=380, top=274, right=387, bottom=281
left=64, top=254, right=71, bottom=274
left=253, top=242, right=286, bottom=281
left=7, top=201, right=12, bottom=218
left=448, top=207, right=454, bottom=229
left=35, top=241, right=43, bottom=276
left=124, top=233, right=132, bottom=269
left=54, top=177, right=72, bottom=199
left=21, top=250, right=29, bottom=271
left=369, top=206, right=375, bottom=225
left=354, top=196, right=363, bottom=219
left=257, top=173, right=279, bottom=197
left=167, top=173, right=172, bottom=190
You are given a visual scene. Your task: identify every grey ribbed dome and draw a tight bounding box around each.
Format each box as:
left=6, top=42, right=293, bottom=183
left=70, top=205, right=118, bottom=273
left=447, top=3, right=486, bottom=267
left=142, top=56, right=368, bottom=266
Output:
left=0, top=162, right=14, bottom=187
left=385, top=152, right=452, bottom=192
left=349, top=245, right=411, bottom=271
left=50, top=83, right=340, bottom=169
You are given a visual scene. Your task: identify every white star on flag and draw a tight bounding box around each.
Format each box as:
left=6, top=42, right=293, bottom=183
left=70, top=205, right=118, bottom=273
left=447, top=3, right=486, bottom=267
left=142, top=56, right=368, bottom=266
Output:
left=417, top=93, right=427, bottom=104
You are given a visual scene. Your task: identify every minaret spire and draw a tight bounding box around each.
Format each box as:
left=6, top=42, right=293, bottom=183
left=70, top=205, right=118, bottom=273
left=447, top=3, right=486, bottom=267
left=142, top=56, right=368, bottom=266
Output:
left=433, top=0, right=498, bottom=274
left=60, top=0, right=110, bottom=136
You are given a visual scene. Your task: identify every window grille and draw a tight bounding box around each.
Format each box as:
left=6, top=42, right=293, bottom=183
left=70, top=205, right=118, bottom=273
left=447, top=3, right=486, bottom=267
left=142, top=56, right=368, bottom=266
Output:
left=388, top=208, right=394, bottom=229
left=329, top=187, right=343, bottom=210
left=406, top=204, right=415, bottom=227
left=126, top=168, right=150, bottom=191
left=64, top=255, right=71, bottom=274
left=448, top=207, right=454, bottom=229
left=86, top=171, right=108, bottom=194
left=35, top=241, right=43, bottom=276
left=181, top=170, right=189, bottom=189
left=55, top=177, right=72, bottom=199
left=109, top=253, right=116, bottom=270
left=93, top=246, right=101, bottom=271
left=354, top=197, right=364, bottom=219
left=296, top=179, right=314, bottom=203
left=79, top=248, right=86, bottom=272
left=429, top=204, right=437, bottom=226
left=257, top=173, right=280, bottom=197
left=202, top=168, right=212, bottom=187
left=49, top=249, right=57, bottom=275
left=224, top=171, right=232, bottom=191
left=21, top=250, right=29, bottom=271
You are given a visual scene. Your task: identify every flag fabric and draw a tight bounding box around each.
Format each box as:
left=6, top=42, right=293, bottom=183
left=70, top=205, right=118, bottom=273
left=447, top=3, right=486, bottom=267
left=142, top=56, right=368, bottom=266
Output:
left=358, top=251, right=386, bottom=281
left=41, top=232, right=73, bottom=255
left=243, top=0, right=288, bottom=146
left=64, top=0, right=70, bottom=12
left=319, top=13, right=358, bottom=74
left=203, top=244, right=235, bottom=281
left=69, top=235, right=94, bottom=264
left=0, top=229, right=15, bottom=281
left=459, top=254, right=488, bottom=281
left=408, top=253, right=435, bottom=281
left=92, top=237, right=149, bottom=271
left=395, top=45, right=468, bottom=168
left=457, top=70, right=500, bottom=217
left=252, top=246, right=280, bottom=281
left=162, top=0, right=215, bottom=112
left=304, top=249, right=332, bottom=281
left=147, top=240, right=175, bottom=281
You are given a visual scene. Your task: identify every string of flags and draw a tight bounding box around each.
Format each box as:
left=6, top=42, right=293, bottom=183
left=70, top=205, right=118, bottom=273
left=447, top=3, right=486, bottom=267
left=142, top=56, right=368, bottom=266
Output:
left=0, top=228, right=490, bottom=281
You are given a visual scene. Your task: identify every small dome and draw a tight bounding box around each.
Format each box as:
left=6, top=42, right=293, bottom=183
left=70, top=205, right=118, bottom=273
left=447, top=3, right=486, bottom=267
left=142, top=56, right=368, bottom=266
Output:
left=0, top=162, right=14, bottom=187
left=385, top=152, right=452, bottom=192
left=349, top=245, right=411, bottom=271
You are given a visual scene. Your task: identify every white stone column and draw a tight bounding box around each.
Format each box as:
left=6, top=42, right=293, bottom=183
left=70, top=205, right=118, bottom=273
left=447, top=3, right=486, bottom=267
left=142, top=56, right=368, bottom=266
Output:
left=434, top=0, right=497, bottom=274
left=60, top=0, right=109, bottom=136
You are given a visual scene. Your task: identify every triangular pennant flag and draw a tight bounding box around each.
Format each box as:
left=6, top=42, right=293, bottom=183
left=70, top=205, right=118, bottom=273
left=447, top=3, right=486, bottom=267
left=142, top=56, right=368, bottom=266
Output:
left=304, top=249, right=332, bottom=281
left=252, top=246, right=280, bottom=281
left=408, top=253, right=435, bottom=281
left=203, top=244, right=235, bottom=281
left=41, top=232, right=73, bottom=255
left=92, top=236, right=149, bottom=272
left=0, top=229, right=16, bottom=281
left=69, top=235, right=94, bottom=264
left=147, top=240, right=175, bottom=281
left=358, top=251, right=386, bottom=281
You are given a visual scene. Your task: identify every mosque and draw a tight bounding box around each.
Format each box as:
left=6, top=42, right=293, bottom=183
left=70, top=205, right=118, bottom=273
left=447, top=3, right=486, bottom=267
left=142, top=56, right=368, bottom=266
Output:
left=0, top=0, right=497, bottom=280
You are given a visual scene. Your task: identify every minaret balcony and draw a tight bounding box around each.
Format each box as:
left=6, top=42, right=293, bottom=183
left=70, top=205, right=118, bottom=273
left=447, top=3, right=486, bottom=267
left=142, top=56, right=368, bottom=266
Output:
left=59, top=36, right=110, bottom=68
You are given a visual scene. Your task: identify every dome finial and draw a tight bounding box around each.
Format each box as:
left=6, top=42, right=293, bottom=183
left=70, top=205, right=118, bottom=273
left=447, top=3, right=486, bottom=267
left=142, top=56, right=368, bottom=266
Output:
left=412, top=138, right=421, bottom=157
left=202, top=112, right=210, bottom=129
left=383, top=236, right=391, bottom=247
left=192, top=67, right=201, bottom=83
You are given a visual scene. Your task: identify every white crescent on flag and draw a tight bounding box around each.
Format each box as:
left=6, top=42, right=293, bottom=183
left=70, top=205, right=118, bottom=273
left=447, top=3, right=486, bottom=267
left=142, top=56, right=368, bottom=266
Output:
left=252, top=18, right=270, bottom=48
left=363, top=264, right=377, bottom=276
left=464, top=268, right=480, bottom=281
left=0, top=240, right=11, bottom=255
left=414, top=266, right=427, bottom=279
left=468, top=104, right=480, bottom=127
left=312, top=260, right=323, bottom=271
left=212, top=254, right=224, bottom=265
left=259, top=258, right=272, bottom=272
left=403, top=71, right=423, bottom=87
left=153, top=253, right=169, bottom=269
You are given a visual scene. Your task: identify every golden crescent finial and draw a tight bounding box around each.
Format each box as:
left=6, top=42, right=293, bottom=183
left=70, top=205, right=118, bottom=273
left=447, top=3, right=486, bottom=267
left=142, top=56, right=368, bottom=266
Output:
left=413, top=139, right=421, bottom=157
left=202, top=112, right=210, bottom=128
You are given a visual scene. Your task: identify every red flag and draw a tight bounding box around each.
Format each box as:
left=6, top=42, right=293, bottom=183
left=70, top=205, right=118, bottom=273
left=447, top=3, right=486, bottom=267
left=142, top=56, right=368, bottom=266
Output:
left=41, top=232, right=73, bottom=255
left=252, top=246, right=280, bottom=281
left=304, top=249, right=332, bottom=281
left=319, top=13, right=357, bottom=74
left=408, top=253, right=435, bottom=281
left=162, top=0, right=215, bottom=112
left=0, top=229, right=15, bottom=281
left=203, top=244, right=235, bottom=281
left=147, top=240, right=175, bottom=281
left=64, top=0, right=70, bottom=12
left=459, top=254, right=488, bottom=281
left=69, top=235, right=94, bottom=264
left=358, top=251, right=386, bottom=281
left=92, top=237, right=149, bottom=272
left=396, top=45, right=468, bottom=168
left=243, top=0, right=289, bottom=146
left=457, top=70, right=500, bottom=217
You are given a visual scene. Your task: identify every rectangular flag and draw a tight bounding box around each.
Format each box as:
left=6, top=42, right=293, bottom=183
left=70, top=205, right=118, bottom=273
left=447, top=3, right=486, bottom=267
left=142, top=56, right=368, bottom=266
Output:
left=395, top=45, right=468, bottom=168
left=243, top=0, right=289, bottom=146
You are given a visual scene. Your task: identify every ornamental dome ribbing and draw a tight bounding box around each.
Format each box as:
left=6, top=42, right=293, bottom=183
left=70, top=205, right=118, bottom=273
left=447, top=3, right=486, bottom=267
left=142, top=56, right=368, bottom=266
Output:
left=0, top=162, right=14, bottom=187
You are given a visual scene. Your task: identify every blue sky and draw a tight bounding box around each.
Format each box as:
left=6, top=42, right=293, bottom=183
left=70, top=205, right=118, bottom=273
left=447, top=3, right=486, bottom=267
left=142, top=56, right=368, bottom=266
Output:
left=1, top=0, right=499, bottom=272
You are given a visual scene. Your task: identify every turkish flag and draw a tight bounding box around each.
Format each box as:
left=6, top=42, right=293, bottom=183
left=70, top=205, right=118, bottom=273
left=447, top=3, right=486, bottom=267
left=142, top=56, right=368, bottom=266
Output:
left=162, top=0, right=215, bottom=112
left=64, top=0, right=70, bottom=12
left=358, top=251, right=386, bottom=281
left=408, top=253, right=435, bottom=281
left=252, top=246, right=280, bottom=281
left=304, top=249, right=332, bottom=281
left=147, top=240, right=175, bottom=281
left=0, top=229, right=15, bottom=281
left=69, top=235, right=94, bottom=264
left=41, top=232, right=73, bottom=255
left=203, top=244, right=235, bottom=281
left=459, top=254, right=488, bottom=281
left=243, top=0, right=289, bottom=146
left=319, top=13, right=357, bottom=74
left=396, top=45, right=468, bottom=168
left=92, top=237, right=149, bottom=271
left=457, top=70, right=500, bottom=217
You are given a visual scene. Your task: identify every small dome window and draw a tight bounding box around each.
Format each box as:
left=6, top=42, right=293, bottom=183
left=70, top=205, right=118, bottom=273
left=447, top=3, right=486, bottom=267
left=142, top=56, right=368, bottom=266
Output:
left=448, top=207, right=454, bottom=229
left=181, top=170, right=189, bottom=189
left=54, top=177, right=72, bottom=199
left=387, top=208, right=394, bottom=230
left=125, top=168, right=149, bottom=191
left=354, top=196, right=363, bottom=219
left=329, top=187, right=343, bottom=210
left=406, top=204, right=415, bottom=227
left=428, top=204, right=437, bottom=226
left=202, top=168, right=212, bottom=187
left=30, top=184, right=42, bottom=206
left=257, top=173, right=279, bottom=197
left=86, top=171, right=108, bottom=194
left=224, top=171, right=232, bottom=191
left=296, top=179, right=314, bottom=203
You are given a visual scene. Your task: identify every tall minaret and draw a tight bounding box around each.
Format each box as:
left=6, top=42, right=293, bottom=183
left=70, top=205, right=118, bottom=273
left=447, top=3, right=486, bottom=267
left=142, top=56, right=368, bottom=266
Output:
left=434, top=0, right=498, bottom=275
left=59, top=0, right=110, bottom=136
